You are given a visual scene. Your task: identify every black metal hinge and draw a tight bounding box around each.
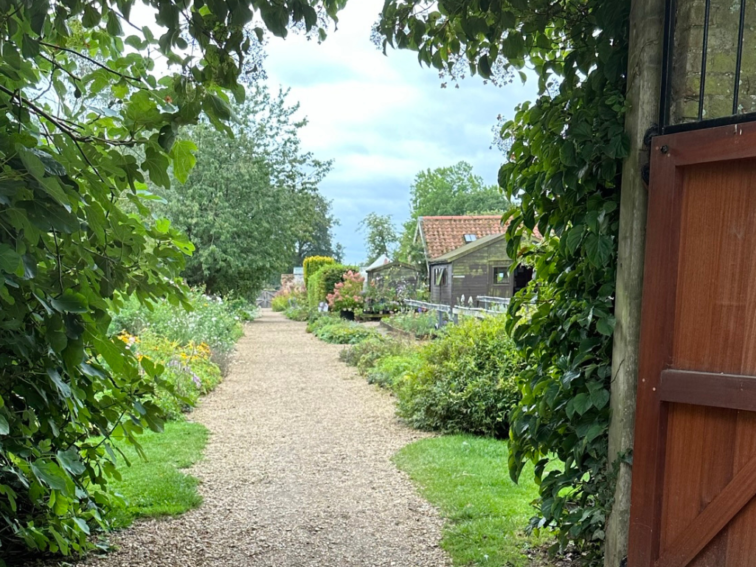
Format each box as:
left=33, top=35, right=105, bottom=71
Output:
left=640, top=123, right=660, bottom=187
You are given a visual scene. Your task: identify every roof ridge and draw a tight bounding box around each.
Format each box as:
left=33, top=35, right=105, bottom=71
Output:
left=420, top=215, right=504, bottom=220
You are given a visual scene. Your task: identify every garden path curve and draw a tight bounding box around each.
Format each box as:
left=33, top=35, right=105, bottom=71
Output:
left=82, top=310, right=450, bottom=567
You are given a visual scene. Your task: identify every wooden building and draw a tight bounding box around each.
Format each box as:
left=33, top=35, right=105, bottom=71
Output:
left=428, top=233, right=532, bottom=306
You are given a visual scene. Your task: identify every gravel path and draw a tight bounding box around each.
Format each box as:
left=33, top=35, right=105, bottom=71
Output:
left=82, top=310, right=450, bottom=567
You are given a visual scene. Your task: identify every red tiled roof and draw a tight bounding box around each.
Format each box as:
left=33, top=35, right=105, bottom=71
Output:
left=418, top=215, right=510, bottom=260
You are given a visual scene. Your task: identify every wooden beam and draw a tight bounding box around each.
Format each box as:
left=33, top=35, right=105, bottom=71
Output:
left=660, top=370, right=756, bottom=412
left=654, top=452, right=756, bottom=567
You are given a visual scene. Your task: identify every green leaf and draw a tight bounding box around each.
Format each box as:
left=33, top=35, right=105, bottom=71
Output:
left=584, top=234, right=613, bottom=267
left=478, top=54, right=492, bottom=79
left=565, top=224, right=584, bottom=254
left=31, top=461, right=68, bottom=492
left=559, top=141, right=576, bottom=166
left=21, top=34, right=40, bottom=58
left=51, top=291, right=88, bottom=314
left=170, top=140, right=197, bottom=184
left=584, top=423, right=604, bottom=443
left=203, top=94, right=233, bottom=122
left=155, top=218, right=171, bottom=233
left=57, top=447, right=86, bottom=476
left=143, top=147, right=171, bottom=188
left=0, top=414, right=9, bottom=435
left=47, top=368, right=71, bottom=398
left=590, top=387, right=610, bottom=409
left=596, top=315, right=616, bottom=336
left=0, top=244, right=21, bottom=274
left=572, top=393, right=592, bottom=416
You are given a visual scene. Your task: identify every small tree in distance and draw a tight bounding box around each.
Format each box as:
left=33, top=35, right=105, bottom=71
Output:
left=360, top=213, right=399, bottom=264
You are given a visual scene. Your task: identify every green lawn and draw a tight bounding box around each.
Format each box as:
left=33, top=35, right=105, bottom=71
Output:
left=394, top=435, right=553, bottom=567
left=105, top=421, right=209, bottom=528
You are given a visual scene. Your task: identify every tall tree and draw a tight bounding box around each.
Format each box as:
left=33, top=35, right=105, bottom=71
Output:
left=359, top=213, right=398, bottom=264
left=158, top=88, right=334, bottom=298
left=409, top=161, right=509, bottom=218
left=290, top=191, right=342, bottom=268
left=0, top=0, right=345, bottom=558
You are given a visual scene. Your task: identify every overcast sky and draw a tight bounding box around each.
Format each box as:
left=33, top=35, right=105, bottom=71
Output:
left=263, top=1, right=536, bottom=264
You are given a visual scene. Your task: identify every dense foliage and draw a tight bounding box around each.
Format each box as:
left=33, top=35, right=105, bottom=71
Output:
left=0, top=0, right=344, bottom=558
left=271, top=280, right=305, bottom=312
left=110, top=289, right=251, bottom=375
left=394, top=316, right=522, bottom=438
left=303, top=256, right=335, bottom=283
left=290, top=193, right=344, bottom=269
left=338, top=316, right=523, bottom=437
left=119, top=331, right=223, bottom=420
left=378, top=0, right=630, bottom=555
left=306, top=262, right=356, bottom=309
left=157, top=88, right=333, bottom=299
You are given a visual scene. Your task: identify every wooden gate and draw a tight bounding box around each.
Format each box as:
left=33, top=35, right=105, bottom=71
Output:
left=628, top=122, right=756, bottom=566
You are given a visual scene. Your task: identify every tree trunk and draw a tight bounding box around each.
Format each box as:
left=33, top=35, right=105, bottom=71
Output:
left=604, top=0, right=665, bottom=565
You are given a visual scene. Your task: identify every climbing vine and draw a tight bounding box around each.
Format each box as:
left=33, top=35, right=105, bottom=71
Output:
left=377, top=0, right=630, bottom=559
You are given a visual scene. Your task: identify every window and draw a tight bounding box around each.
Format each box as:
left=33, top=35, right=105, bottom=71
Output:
left=493, top=267, right=509, bottom=285
left=463, top=234, right=477, bottom=243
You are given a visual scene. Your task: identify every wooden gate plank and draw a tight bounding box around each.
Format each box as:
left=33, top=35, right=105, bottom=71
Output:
left=655, top=451, right=756, bottom=567
left=659, top=370, right=756, bottom=412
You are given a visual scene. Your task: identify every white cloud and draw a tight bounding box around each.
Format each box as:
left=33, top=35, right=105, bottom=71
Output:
left=263, top=0, right=537, bottom=264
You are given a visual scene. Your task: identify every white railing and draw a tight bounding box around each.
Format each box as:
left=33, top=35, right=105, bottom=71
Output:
left=403, top=297, right=510, bottom=326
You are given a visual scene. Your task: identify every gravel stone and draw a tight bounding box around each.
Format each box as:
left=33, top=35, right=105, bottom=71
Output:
left=78, top=310, right=450, bottom=567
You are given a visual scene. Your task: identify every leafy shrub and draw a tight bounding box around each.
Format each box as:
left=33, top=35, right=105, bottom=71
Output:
left=303, top=256, right=335, bottom=283
left=395, top=316, right=524, bottom=438
left=339, top=335, right=412, bottom=374
left=367, top=354, right=424, bottom=388
left=313, top=321, right=380, bottom=344
left=306, top=314, right=341, bottom=333
left=385, top=311, right=439, bottom=338
left=271, top=295, right=289, bottom=312
left=284, top=305, right=311, bottom=321
left=122, top=332, right=223, bottom=420
left=110, top=289, right=248, bottom=356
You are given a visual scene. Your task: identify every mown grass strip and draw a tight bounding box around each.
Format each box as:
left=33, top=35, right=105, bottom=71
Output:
left=394, top=435, right=552, bottom=567
left=106, top=421, right=209, bottom=528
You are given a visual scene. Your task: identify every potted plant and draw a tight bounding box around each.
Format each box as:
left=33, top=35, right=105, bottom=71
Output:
left=327, top=270, right=365, bottom=320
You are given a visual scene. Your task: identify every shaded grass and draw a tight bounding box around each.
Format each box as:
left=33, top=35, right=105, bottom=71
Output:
left=107, top=421, right=209, bottom=528
left=394, top=435, right=553, bottom=567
